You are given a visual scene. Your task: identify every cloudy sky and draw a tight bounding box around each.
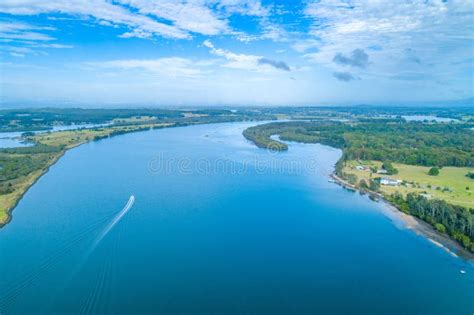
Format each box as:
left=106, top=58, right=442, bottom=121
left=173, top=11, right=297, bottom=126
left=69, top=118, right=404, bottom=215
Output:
left=0, top=0, right=473, bottom=106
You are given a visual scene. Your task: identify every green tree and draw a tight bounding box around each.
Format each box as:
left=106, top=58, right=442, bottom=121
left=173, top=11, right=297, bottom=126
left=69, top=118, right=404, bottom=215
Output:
left=428, top=167, right=439, bottom=176
left=369, top=179, right=380, bottom=191
left=359, top=179, right=368, bottom=189
left=434, top=223, right=446, bottom=233
left=382, top=161, right=398, bottom=175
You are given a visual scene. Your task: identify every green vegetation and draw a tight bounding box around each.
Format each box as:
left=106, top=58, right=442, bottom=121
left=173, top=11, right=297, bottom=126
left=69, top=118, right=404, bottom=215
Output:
left=382, top=161, right=398, bottom=175
left=369, top=179, right=380, bottom=192
left=243, top=121, right=345, bottom=151
left=467, top=172, right=474, bottom=179
left=242, top=127, right=288, bottom=151
left=428, top=167, right=440, bottom=176
left=359, top=179, right=368, bottom=189
left=243, top=120, right=474, bottom=167
left=435, top=223, right=446, bottom=234
left=343, top=160, right=473, bottom=208
left=389, top=193, right=474, bottom=252
left=243, top=118, right=474, bottom=252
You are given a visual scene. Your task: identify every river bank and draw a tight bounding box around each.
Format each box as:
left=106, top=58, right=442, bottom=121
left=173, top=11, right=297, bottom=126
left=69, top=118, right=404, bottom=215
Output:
left=0, top=123, right=174, bottom=228
left=0, top=118, right=269, bottom=228
left=0, top=150, right=67, bottom=228
left=330, top=173, right=474, bottom=261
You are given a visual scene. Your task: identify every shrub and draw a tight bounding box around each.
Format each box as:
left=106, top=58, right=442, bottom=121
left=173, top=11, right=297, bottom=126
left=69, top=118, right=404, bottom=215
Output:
left=428, top=167, right=439, bottom=176
left=382, top=161, right=398, bottom=175
left=434, top=223, right=446, bottom=233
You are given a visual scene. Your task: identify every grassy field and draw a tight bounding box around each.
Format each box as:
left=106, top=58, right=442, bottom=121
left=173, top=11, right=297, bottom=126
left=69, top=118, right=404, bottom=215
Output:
left=344, top=160, right=474, bottom=208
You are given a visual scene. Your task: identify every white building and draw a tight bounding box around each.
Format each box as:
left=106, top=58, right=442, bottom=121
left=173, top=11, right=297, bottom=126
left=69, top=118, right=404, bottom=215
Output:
left=380, top=178, right=402, bottom=186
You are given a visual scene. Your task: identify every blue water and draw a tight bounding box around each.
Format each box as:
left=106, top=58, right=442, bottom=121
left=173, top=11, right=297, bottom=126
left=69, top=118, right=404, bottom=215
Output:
left=0, top=124, right=110, bottom=148
left=0, top=132, right=33, bottom=148
left=0, top=122, right=472, bottom=314
left=401, top=115, right=459, bottom=123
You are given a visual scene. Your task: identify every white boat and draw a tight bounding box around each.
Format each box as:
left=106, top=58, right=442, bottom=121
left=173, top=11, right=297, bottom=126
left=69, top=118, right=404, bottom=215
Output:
left=460, top=270, right=466, bottom=274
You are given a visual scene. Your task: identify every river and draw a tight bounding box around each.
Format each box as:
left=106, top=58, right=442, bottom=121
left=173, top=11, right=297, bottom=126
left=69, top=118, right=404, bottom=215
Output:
left=0, top=122, right=472, bottom=314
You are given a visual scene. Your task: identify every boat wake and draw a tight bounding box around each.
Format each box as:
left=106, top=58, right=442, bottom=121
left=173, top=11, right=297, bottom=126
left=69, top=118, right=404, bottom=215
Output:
left=90, top=195, right=135, bottom=253
left=0, top=195, right=135, bottom=312
left=72, top=194, right=135, bottom=278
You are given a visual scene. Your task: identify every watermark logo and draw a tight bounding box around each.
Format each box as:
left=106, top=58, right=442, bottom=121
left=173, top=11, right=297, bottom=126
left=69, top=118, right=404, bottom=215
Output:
left=147, top=152, right=320, bottom=176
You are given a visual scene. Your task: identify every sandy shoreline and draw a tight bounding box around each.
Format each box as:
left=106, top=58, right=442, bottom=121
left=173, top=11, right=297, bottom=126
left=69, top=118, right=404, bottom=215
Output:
left=330, top=173, right=474, bottom=261
left=379, top=200, right=474, bottom=260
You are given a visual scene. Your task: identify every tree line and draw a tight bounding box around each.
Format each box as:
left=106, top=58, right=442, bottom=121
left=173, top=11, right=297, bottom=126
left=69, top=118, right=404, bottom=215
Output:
left=389, top=192, right=474, bottom=252
left=243, top=120, right=474, bottom=167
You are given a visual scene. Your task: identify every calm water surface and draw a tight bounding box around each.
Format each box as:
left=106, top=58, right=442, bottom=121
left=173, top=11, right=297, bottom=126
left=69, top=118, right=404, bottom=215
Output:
left=0, top=122, right=472, bottom=314
left=401, top=115, right=459, bottom=123
left=0, top=123, right=109, bottom=148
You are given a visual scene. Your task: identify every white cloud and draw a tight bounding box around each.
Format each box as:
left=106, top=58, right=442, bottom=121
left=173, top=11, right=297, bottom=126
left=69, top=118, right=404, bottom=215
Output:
left=87, top=57, right=207, bottom=78
left=0, top=0, right=190, bottom=39
left=203, top=39, right=261, bottom=71
left=30, top=43, right=73, bottom=49
left=216, top=0, right=270, bottom=17
left=118, top=29, right=153, bottom=40
left=0, top=20, right=73, bottom=56
left=291, top=39, right=320, bottom=53
left=203, top=40, right=292, bottom=72
left=0, top=31, right=54, bottom=41
left=0, top=20, right=54, bottom=33
left=0, top=20, right=56, bottom=41
left=9, top=52, right=25, bottom=57
left=0, top=0, right=283, bottom=42
left=117, top=0, right=229, bottom=36
left=259, top=19, right=289, bottom=42
left=0, top=45, right=31, bottom=57
left=0, top=0, right=277, bottom=40
left=303, top=0, right=474, bottom=81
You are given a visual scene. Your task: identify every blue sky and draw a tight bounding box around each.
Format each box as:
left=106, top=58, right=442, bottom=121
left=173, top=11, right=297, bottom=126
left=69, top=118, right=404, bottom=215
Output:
left=0, top=0, right=473, bottom=106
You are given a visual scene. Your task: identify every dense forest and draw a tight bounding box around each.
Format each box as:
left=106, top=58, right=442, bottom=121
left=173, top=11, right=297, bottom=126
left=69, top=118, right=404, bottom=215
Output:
left=243, top=120, right=474, bottom=167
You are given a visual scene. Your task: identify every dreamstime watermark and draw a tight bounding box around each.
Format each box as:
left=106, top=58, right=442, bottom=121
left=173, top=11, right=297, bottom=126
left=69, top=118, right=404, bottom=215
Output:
left=147, top=153, right=320, bottom=176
